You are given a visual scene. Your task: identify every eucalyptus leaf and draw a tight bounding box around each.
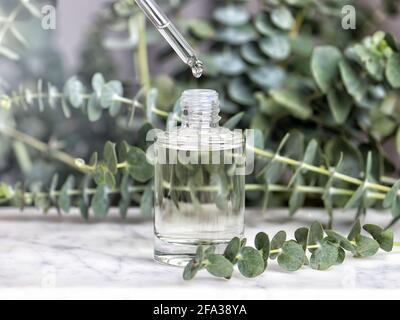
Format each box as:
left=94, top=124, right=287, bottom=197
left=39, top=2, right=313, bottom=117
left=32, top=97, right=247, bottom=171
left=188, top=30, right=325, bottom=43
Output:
left=269, top=89, right=312, bottom=120
left=310, top=240, right=339, bottom=271
left=278, top=240, right=305, bottom=271
left=311, top=46, right=342, bottom=93
left=354, top=235, right=380, bottom=257
left=238, top=247, right=265, bottom=278
left=271, top=6, right=295, bottom=30
left=92, top=184, right=109, bottom=218
left=259, top=35, right=291, bottom=61
left=213, top=5, right=250, bottom=27
left=386, top=53, right=400, bottom=88
left=206, top=254, right=234, bottom=278
left=58, top=176, right=74, bottom=213
left=223, top=237, right=241, bottom=263
left=127, top=147, right=154, bottom=183
left=363, top=224, right=394, bottom=252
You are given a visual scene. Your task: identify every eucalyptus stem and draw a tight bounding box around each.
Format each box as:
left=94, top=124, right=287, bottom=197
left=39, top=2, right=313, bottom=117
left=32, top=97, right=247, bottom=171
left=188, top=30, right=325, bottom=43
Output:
left=0, top=125, right=85, bottom=172
left=136, top=14, right=151, bottom=93
left=251, top=146, right=391, bottom=193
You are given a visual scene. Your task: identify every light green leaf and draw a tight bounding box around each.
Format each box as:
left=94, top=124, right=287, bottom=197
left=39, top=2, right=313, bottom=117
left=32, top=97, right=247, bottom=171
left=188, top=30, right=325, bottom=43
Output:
left=383, top=179, right=400, bottom=208
left=348, top=219, right=361, bottom=241
left=310, top=241, right=339, bottom=270
left=327, top=89, right=352, bottom=124
left=241, top=43, right=267, bottom=66
left=183, top=259, right=201, bottom=281
left=140, top=183, right=154, bottom=217
left=127, top=147, right=154, bottom=183
left=311, top=46, right=342, bottom=93
left=278, top=240, right=305, bottom=271
left=64, top=77, right=85, bottom=108
left=103, top=141, right=118, bottom=174
left=325, top=230, right=356, bottom=252
left=100, top=81, right=123, bottom=116
left=295, top=227, right=309, bottom=251
left=206, top=254, right=234, bottom=278
left=92, top=73, right=105, bottom=98
left=224, top=112, right=244, bottom=129
left=87, top=93, right=102, bottom=122
left=270, top=230, right=287, bottom=259
left=238, top=247, right=265, bottom=278
left=271, top=6, right=295, bottom=30
left=260, top=35, right=291, bottom=61
left=248, top=65, right=286, bottom=90
left=224, top=237, right=241, bottom=263
left=339, top=60, right=366, bottom=102
left=188, top=19, right=215, bottom=39
left=213, top=5, right=250, bottom=26
left=363, top=224, right=394, bottom=252
left=354, top=235, right=380, bottom=257
left=228, top=77, right=256, bottom=106
left=386, top=53, right=400, bottom=88
left=308, top=221, right=324, bottom=251
left=269, top=89, right=312, bottom=120
left=92, top=184, right=109, bottom=218
left=58, top=176, right=74, bottom=213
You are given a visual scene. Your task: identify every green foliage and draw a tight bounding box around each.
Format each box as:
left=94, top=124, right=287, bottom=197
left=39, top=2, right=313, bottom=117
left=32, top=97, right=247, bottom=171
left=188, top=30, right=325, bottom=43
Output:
left=184, top=221, right=394, bottom=281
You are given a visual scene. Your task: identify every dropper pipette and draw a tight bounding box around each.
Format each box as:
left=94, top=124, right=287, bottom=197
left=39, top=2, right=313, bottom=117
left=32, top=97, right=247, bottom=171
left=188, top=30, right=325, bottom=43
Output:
left=135, top=0, right=204, bottom=78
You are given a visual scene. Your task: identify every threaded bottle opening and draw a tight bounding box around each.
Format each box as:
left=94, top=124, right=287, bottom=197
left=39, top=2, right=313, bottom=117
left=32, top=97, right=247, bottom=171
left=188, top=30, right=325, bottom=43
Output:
left=181, top=89, right=221, bottom=128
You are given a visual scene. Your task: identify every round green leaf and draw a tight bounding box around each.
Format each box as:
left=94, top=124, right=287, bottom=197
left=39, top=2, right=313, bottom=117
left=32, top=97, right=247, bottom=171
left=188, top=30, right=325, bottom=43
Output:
left=218, top=25, right=257, bottom=45
left=238, top=247, right=265, bottom=278
left=269, top=89, right=312, bottom=119
left=87, top=93, right=103, bottom=122
left=92, top=73, right=105, bottom=98
left=213, top=5, right=250, bottom=26
left=92, top=184, right=109, bottom=218
left=311, top=46, right=342, bottom=93
left=223, top=237, right=241, bottom=263
left=259, top=35, right=291, bottom=61
left=228, top=77, right=256, bottom=106
left=277, top=240, right=305, bottom=272
left=354, top=235, right=380, bottom=257
left=327, top=89, right=352, bottom=124
left=248, top=65, right=286, bottom=90
left=310, top=241, right=339, bottom=270
left=188, top=19, right=216, bottom=39
left=386, top=53, right=400, bottom=88
left=64, top=77, right=85, bottom=108
left=241, top=43, right=267, bottom=66
left=271, top=6, right=295, bottom=30
left=206, top=254, right=234, bottom=278
left=100, top=81, right=123, bottom=115
left=58, top=176, right=75, bottom=213
left=183, top=260, right=200, bottom=281
left=213, top=52, right=247, bottom=76
left=127, top=147, right=154, bottom=183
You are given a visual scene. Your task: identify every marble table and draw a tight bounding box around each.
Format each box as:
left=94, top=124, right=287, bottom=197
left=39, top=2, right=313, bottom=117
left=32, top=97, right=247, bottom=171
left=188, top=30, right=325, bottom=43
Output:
left=0, top=208, right=399, bottom=299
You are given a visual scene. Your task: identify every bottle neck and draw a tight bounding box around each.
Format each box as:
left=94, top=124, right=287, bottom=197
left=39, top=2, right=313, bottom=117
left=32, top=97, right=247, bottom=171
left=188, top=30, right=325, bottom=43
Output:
left=180, top=89, right=221, bottom=129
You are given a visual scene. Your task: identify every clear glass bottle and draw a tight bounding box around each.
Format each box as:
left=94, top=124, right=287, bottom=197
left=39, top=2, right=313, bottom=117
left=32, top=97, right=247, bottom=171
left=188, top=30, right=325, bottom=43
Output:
left=154, top=89, right=245, bottom=266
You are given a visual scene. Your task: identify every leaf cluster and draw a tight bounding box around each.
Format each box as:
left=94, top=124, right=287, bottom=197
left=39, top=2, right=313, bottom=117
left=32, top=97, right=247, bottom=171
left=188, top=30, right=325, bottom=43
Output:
left=183, top=220, right=394, bottom=280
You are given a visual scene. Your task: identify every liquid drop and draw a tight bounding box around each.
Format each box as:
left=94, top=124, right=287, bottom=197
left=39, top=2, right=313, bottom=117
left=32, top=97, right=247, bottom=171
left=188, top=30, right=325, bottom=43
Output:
left=191, top=59, right=204, bottom=79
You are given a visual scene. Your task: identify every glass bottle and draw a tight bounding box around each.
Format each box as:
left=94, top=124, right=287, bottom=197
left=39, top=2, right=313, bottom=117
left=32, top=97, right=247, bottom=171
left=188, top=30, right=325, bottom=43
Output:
left=154, top=89, right=245, bottom=266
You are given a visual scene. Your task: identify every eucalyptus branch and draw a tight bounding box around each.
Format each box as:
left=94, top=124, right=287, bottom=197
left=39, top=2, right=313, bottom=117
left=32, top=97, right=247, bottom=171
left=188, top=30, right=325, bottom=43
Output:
left=0, top=0, right=42, bottom=60
left=0, top=73, right=169, bottom=123
left=183, top=220, right=397, bottom=280
left=0, top=125, right=85, bottom=172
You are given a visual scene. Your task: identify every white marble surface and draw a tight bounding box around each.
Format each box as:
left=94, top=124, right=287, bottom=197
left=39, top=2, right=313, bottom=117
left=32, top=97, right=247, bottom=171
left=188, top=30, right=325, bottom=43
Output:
left=0, top=208, right=400, bottom=299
